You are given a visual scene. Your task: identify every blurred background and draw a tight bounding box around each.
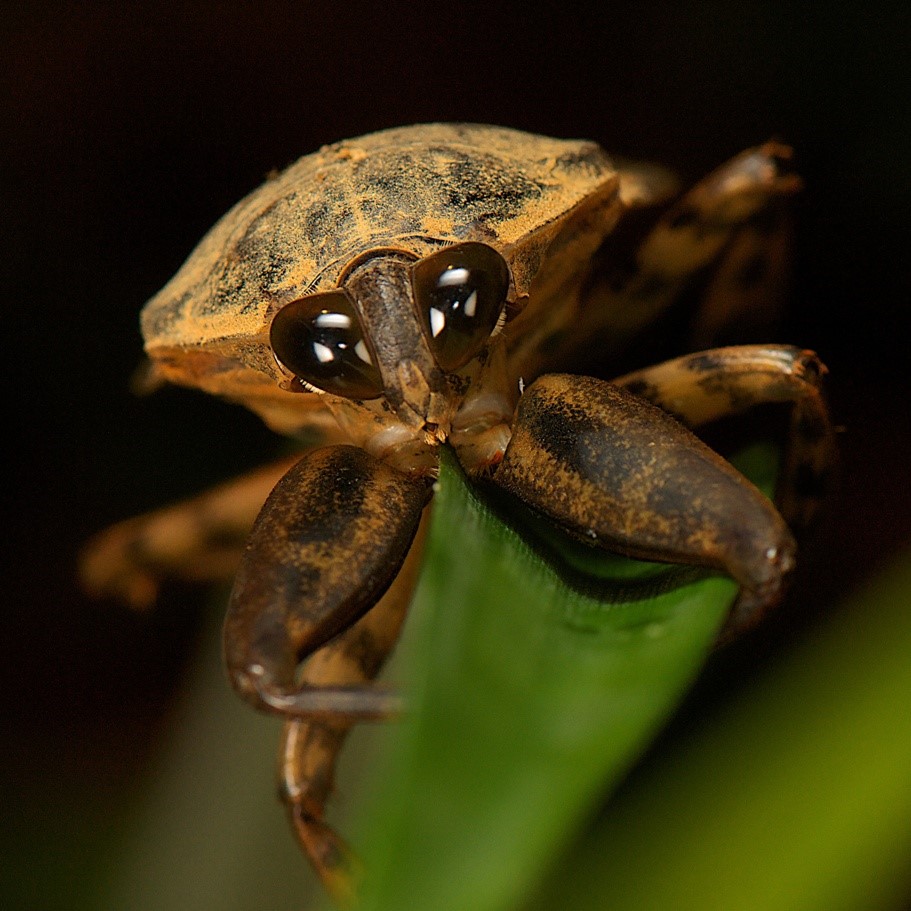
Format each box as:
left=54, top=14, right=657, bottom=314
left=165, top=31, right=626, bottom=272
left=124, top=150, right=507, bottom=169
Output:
left=4, top=2, right=910, bottom=909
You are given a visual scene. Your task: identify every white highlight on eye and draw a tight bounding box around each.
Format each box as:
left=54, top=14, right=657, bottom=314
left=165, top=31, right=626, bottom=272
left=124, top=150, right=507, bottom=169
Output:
left=313, top=341, right=335, bottom=363
left=314, top=311, right=351, bottom=330
left=463, top=289, right=477, bottom=317
left=429, top=307, right=446, bottom=337
left=354, top=339, right=373, bottom=364
left=438, top=266, right=470, bottom=288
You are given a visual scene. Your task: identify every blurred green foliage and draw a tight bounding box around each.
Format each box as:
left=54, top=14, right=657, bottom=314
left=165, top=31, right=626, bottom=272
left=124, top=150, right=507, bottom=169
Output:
left=529, top=546, right=911, bottom=911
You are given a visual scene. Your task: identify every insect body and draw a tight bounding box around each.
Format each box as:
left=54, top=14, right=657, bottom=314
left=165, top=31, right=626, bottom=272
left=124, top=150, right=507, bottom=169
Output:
left=83, top=124, right=833, bottom=902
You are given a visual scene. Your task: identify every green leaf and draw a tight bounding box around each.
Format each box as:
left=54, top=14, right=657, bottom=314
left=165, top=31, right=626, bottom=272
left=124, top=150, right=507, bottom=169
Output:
left=352, top=445, right=778, bottom=911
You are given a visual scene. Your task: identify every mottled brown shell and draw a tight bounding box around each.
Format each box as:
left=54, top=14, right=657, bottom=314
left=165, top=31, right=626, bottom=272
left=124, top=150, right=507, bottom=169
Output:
left=141, top=123, right=619, bottom=427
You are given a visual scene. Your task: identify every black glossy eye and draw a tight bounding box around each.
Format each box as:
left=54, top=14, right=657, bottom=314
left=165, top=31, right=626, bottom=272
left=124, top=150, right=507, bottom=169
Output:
left=270, top=290, right=384, bottom=399
left=412, top=242, right=510, bottom=372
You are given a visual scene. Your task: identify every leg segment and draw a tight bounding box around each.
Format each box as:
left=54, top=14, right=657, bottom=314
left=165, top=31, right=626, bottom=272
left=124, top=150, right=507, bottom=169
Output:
left=493, top=374, right=796, bottom=622
left=277, top=517, right=425, bottom=905
left=281, top=720, right=360, bottom=906
left=223, top=445, right=429, bottom=720
left=687, top=205, right=794, bottom=348
left=578, top=143, right=799, bottom=360
left=79, top=456, right=300, bottom=608
left=613, top=345, right=833, bottom=530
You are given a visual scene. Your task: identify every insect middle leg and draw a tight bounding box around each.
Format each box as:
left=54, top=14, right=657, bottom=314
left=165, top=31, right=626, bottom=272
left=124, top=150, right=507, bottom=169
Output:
left=79, top=455, right=301, bottom=608
left=613, top=344, right=834, bottom=531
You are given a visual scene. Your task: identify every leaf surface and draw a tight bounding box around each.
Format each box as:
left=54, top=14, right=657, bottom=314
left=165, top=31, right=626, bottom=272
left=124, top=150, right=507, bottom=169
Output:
left=353, top=445, right=777, bottom=911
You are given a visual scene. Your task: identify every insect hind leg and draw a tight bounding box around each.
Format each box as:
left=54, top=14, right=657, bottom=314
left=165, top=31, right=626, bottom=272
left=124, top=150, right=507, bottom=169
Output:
left=577, top=143, right=800, bottom=364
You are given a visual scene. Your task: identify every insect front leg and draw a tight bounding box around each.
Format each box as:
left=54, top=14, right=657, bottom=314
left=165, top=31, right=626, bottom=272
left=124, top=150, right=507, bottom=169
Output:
left=491, top=374, right=796, bottom=635
left=277, top=517, right=425, bottom=905
left=280, top=720, right=360, bottom=906
left=613, top=345, right=834, bottom=531
left=224, top=444, right=430, bottom=720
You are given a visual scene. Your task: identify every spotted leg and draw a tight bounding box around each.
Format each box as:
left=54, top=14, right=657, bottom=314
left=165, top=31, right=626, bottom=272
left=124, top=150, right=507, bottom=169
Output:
left=613, top=345, right=833, bottom=531
left=226, top=445, right=428, bottom=903
left=576, top=142, right=800, bottom=364
left=80, top=456, right=301, bottom=608
left=492, top=374, right=797, bottom=638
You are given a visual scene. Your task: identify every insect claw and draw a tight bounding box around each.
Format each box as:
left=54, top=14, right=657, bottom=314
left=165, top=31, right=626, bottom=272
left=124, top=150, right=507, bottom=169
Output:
left=289, top=804, right=363, bottom=908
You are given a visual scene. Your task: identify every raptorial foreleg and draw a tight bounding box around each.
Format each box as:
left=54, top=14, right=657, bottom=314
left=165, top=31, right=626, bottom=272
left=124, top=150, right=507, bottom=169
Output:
left=492, top=374, right=796, bottom=635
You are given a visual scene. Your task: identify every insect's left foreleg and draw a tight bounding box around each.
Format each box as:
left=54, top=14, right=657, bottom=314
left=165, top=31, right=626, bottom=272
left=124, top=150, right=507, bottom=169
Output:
left=613, top=344, right=834, bottom=531
left=492, top=374, right=796, bottom=633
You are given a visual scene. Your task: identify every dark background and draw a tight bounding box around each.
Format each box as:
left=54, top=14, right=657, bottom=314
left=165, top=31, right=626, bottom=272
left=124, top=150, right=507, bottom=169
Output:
left=4, top=1, right=910, bottom=907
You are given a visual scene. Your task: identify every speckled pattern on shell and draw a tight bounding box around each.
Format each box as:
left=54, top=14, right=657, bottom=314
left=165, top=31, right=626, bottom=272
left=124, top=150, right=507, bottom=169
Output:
left=141, top=124, right=617, bottom=355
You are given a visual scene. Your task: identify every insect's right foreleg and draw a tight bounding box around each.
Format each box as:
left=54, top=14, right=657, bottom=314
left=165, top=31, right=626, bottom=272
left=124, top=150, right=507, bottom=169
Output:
left=275, top=514, right=426, bottom=905
left=223, top=445, right=429, bottom=719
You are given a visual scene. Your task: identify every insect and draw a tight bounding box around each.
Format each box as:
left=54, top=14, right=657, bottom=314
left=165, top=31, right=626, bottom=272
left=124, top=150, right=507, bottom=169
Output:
left=83, top=123, right=833, bottom=903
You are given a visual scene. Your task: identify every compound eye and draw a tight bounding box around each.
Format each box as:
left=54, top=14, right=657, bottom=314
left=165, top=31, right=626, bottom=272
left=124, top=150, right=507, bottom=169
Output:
left=412, top=242, right=510, bottom=372
left=270, top=290, right=384, bottom=399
